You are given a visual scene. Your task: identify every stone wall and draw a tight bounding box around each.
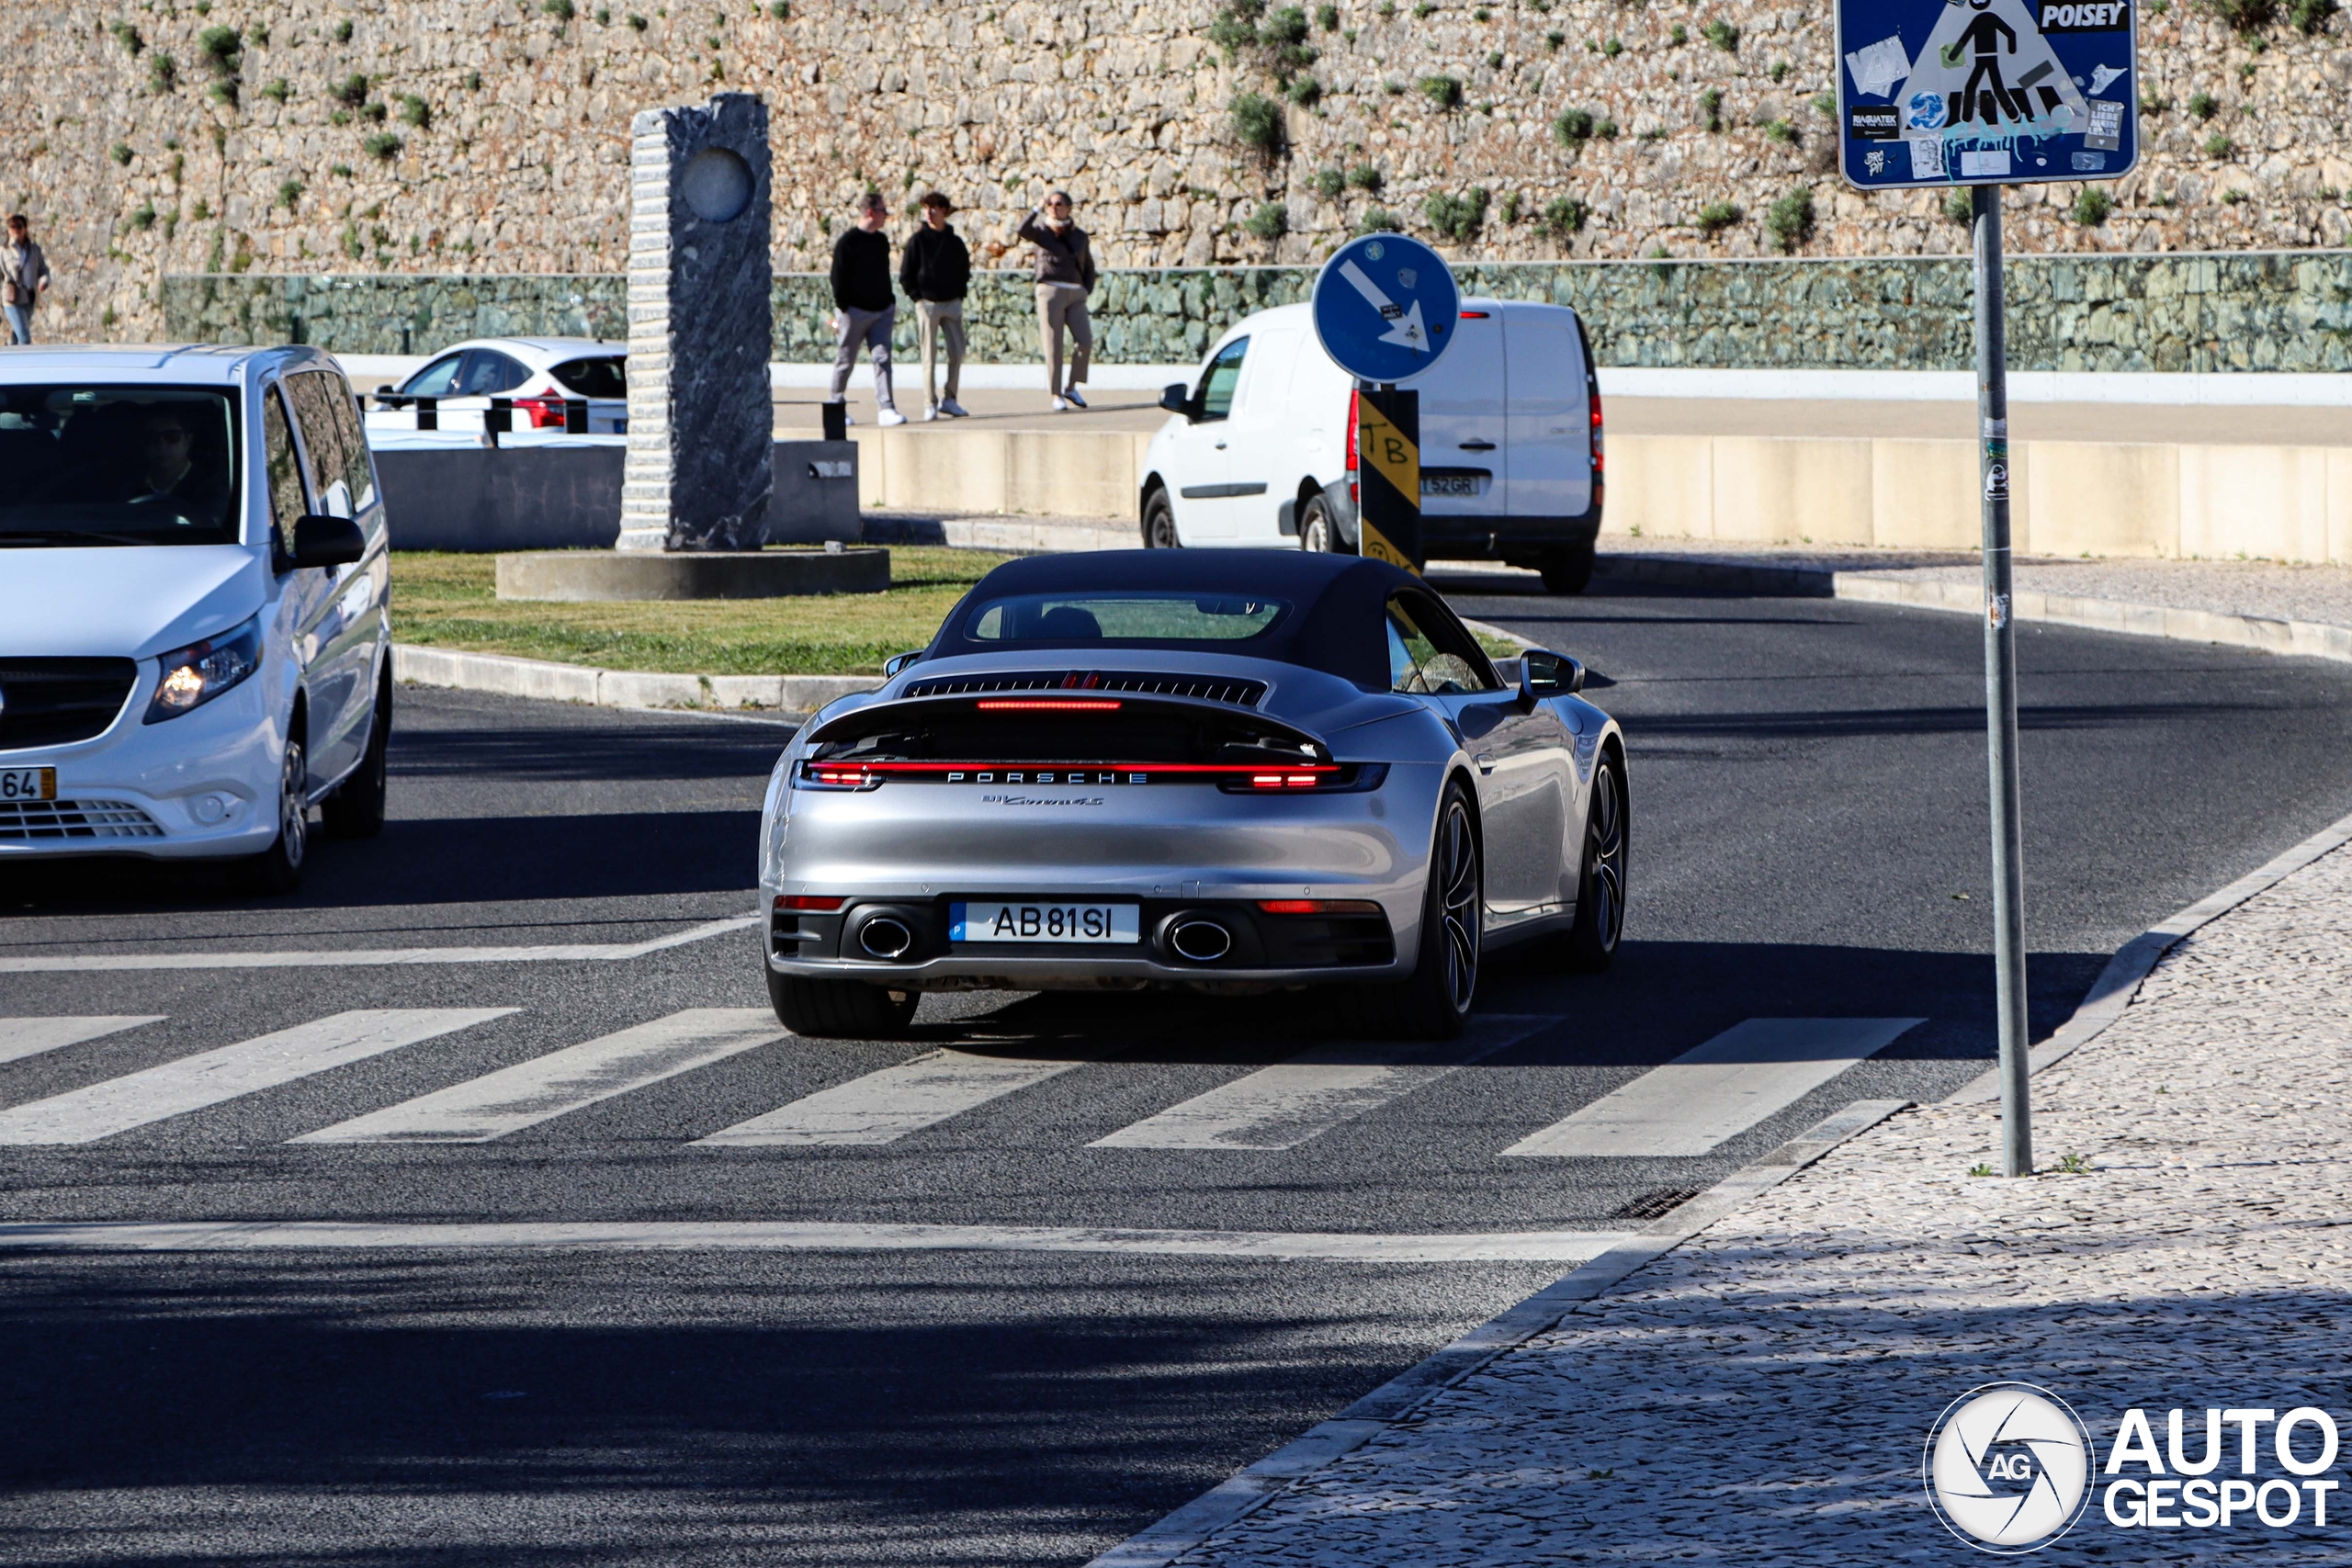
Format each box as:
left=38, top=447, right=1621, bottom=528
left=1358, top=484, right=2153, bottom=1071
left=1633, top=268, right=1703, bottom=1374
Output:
left=12, top=0, right=2352, bottom=344
left=164, top=250, right=2352, bottom=371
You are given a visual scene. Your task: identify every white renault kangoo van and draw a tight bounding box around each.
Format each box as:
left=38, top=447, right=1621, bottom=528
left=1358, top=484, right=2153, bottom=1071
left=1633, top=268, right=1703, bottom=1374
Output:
left=1138, top=298, right=1603, bottom=592
left=0, top=345, right=391, bottom=892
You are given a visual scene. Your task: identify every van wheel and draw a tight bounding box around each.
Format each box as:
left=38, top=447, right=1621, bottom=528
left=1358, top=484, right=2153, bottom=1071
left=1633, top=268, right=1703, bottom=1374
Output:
left=235, top=735, right=310, bottom=896
left=1142, top=489, right=1179, bottom=548
left=1540, top=543, right=1596, bottom=595
left=322, top=671, right=390, bottom=840
left=1298, top=492, right=1337, bottom=553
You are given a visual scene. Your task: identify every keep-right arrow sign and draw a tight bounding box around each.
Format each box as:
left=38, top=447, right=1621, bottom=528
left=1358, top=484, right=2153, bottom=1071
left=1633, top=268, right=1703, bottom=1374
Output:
left=1311, top=233, right=1460, bottom=385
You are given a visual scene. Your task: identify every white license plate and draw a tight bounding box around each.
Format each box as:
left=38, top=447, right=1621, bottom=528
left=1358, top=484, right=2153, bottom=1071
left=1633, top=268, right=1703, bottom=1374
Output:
left=950, top=901, right=1140, bottom=944
left=1422, top=474, right=1484, bottom=497
left=0, top=767, right=57, bottom=803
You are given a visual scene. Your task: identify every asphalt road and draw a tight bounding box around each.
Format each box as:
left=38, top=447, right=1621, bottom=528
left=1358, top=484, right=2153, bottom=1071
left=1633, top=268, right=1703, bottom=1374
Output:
left=6, top=578, right=2352, bottom=1566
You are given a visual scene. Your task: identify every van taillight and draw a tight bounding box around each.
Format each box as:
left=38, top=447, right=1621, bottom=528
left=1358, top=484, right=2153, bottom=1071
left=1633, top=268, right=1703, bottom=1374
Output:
left=1589, top=384, right=1605, bottom=490
left=1345, top=389, right=1361, bottom=503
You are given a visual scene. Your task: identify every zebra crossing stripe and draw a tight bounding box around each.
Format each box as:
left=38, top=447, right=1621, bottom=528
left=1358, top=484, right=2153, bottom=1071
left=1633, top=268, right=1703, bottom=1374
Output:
left=0, top=915, right=759, bottom=973
left=1499, top=1017, right=1925, bottom=1158
left=0, top=1010, right=516, bottom=1145
left=1090, top=1015, right=1553, bottom=1151
left=695, top=1049, right=1083, bottom=1147
left=0, top=1218, right=1634, bottom=1263
left=293, top=1009, right=785, bottom=1144
left=0, top=1017, right=166, bottom=1066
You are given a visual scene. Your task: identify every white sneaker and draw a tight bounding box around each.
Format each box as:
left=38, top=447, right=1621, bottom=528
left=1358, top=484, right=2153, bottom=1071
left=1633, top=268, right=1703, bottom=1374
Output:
left=876, top=408, right=909, bottom=427
left=1065, top=388, right=1089, bottom=409
left=1051, top=396, right=1069, bottom=412
left=939, top=398, right=969, bottom=418
left=922, top=403, right=940, bottom=422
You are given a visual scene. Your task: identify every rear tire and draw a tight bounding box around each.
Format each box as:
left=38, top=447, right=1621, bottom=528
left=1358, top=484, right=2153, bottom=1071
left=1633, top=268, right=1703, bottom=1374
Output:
left=235, top=734, right=310, bottom=896
left=1562, top=752, right=1627, bottom=972
left=322, top=671, right=390, bottom=840
left=1142, top=487, right=1179, bottom=549
left=766, top=966, right=920, bottom=1039
left=1540, top=542, right=1596, bottom=595
left=1342, top=784, right=1480, bottom=1039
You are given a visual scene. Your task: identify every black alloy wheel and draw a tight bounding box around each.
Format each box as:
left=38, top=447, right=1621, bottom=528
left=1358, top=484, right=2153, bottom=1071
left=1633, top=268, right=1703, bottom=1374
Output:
left=1378, top=784, right=1481, bottom=1038
left=767, top=968, right=921, bottom=1039
left=1563, top=753, right=1627, bottom=971
left=1142, top=488, right=1180, bottom=548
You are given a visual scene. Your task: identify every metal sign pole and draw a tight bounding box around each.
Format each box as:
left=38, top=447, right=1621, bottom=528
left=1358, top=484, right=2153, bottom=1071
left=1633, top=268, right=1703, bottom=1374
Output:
left=1973, top=182, right=2031, bottom=1179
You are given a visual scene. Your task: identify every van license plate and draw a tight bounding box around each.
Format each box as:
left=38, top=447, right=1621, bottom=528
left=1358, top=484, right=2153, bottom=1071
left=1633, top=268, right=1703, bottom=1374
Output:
left=951, top=901, right=1140, bottom=944
left=1422, top=475, right=1483, bottom=497
left=0, top=767, right=57, bottom=803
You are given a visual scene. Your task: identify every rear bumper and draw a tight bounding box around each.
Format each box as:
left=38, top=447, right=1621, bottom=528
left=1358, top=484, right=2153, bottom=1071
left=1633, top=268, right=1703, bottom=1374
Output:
left=1423, top=505, right=1604, bottom=560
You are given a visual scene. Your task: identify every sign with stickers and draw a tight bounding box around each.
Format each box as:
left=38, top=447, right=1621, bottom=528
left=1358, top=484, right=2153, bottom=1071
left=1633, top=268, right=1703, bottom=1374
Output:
left=1835, top=0, right=2137, bottom=188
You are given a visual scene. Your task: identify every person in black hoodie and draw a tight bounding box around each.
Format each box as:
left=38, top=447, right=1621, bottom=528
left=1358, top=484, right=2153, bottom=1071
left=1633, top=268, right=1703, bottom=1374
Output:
left=828, top=193, right=905, bottom=425
left=899, top=191, right=971, bottom=421
left=1017, top=192, right=1097, bottom=411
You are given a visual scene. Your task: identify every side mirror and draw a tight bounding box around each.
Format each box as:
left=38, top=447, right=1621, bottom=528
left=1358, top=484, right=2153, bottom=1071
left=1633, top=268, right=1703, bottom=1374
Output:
left=1159, top=382, right=1193, bottom=417
left=290, top=513, right=366, bottom=570
left=883, top=649, right=924, bottom=677
left=1519, top=648, right=1584, bottom=702
left=374, top=383, right=396, bottom=395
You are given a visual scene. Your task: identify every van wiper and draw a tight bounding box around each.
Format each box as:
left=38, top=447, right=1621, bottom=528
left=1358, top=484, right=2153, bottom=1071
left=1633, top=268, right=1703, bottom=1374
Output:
left=0, top=529, right=155, bottom=547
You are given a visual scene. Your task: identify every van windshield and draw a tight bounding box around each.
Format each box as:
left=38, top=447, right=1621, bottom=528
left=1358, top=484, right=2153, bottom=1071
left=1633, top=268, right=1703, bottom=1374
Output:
left=0, top=386, right=241, bottom=547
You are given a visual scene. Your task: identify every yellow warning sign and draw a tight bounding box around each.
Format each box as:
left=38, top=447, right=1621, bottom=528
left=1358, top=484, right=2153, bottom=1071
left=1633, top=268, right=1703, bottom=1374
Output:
left=1355, top=398, right=1421, bottom=574
left=1358, top=401, right=1419, bottom=496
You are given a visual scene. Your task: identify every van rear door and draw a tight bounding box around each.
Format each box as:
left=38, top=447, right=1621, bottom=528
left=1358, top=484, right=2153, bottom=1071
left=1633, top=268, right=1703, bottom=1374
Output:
left=1501, top=306, right=1593, bottom=524
left=1408, top=310, right=1506, bottom=521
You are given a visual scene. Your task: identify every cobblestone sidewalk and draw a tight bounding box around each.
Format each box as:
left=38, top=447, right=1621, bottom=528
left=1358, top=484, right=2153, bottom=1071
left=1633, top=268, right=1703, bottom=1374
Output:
left=1168, top=830, right=2352, bottom=1564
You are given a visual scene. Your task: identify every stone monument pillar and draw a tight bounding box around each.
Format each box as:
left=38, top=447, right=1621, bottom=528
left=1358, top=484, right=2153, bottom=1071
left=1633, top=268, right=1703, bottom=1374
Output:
left=618, top=93, right=774, bottom=552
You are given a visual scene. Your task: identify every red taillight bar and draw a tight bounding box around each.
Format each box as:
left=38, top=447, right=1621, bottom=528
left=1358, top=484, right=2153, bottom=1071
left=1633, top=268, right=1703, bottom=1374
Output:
left=974, top=698, right=1124, bottom=712
left=1258, top=897, right=1385, bottom=915
left=775, top=894, right=846, bottom=911
left=1459, top=310, right=1490, bottom=318
left=805, top=760, right=1335, bottom=778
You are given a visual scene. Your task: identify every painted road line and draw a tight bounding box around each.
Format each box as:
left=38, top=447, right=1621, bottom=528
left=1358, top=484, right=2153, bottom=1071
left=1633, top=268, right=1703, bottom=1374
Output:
left=0, top=1017, right=167, bottom=1066
left=0, top=1010, right=516, bottom=1145
left=0, top=1219, right=1634, bottom=1264
left=294, top=1009, right=785, bottom=1145
left=0, top=914, right=759, bottom=974
left=1091, top=1015, right=1553, bottom=1152
left=695, top=1049, right=1085, bottom=1147
left=1500, top=1017, right=1925, bottom=1158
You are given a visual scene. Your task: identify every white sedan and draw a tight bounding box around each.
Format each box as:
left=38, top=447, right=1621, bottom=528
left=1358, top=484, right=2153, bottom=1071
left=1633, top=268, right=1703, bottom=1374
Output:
left=362, top=336, right=628, bottom=436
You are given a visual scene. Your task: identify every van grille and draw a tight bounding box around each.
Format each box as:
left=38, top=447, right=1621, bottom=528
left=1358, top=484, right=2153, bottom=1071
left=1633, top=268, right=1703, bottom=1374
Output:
left=903, top=670, right=1267, bottom=707
left=0, top=799, right=164, bottom=840
left=0, top=659, right=140, bottom=750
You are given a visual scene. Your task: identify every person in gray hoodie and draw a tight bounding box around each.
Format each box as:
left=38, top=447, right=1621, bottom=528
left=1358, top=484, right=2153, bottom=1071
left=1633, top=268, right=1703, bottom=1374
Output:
left=1016, top=193, right=1096, bottom=411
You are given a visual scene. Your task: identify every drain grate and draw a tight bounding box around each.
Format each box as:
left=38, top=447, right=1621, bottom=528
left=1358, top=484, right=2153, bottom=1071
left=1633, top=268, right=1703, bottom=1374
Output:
left=1611, top=1187, right=1706, bottom=1223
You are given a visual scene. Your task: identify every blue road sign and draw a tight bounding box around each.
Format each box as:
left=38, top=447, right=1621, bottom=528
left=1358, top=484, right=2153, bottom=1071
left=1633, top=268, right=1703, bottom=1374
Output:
left=1835, top=0, right=2137, bottom=190
left=1310, top=233, right=1461, bottom=386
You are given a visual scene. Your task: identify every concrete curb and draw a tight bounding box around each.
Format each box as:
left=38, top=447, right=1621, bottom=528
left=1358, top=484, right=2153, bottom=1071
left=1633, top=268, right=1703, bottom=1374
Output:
left=1944, top=802, right=2352, bottom=1106
left=1591, top=551, right=2352, bottom=664
left=391, top=644, right=876, bottom=716
left=863, top=513, right=1137, bottom=553
left=1084, top=1096, right=1913, bottom=1568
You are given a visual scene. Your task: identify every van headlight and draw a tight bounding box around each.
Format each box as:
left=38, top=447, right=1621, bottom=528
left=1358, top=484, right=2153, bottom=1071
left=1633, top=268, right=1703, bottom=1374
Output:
left=145, top=615, right=263, bottom=723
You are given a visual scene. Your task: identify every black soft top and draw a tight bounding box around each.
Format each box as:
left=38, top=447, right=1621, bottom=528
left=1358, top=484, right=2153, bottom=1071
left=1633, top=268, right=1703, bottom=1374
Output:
left=931, top=549, right=1425, bottom=691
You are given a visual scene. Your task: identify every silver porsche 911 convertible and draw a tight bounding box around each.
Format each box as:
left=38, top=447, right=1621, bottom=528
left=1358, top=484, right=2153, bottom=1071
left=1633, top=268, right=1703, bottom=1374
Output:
left=756, top=550, right=1627, bottom=1039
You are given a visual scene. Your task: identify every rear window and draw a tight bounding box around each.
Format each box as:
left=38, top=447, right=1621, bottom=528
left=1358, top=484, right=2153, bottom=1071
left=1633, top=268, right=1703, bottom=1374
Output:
left=0, top=386, right=241, bottom=547
left=967, top=592, right=1290, bottom=644
left=550, top=355, right=628, bottom=398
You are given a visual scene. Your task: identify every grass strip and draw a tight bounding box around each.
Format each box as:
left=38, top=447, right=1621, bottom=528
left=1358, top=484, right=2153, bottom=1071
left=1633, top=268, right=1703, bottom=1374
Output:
left=390, top=547, right=1008, bottom=675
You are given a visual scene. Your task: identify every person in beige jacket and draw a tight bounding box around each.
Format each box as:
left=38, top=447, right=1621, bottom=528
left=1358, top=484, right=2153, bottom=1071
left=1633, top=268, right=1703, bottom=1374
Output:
left=1016, top=193, right=1097, bottom=411
left=2, top=214, right=52, bottom=345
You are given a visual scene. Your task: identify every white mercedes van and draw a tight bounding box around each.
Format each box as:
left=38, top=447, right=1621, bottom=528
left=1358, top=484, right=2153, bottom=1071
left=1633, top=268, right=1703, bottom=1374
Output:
left=1138, top=298, right=1604, bottom=592
left=0, top=344, right=391, bottom=892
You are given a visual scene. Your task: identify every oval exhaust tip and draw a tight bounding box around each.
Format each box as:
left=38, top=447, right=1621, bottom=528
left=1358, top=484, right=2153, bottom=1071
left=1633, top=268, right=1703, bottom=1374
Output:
left=1170, top=919, right=1233, bottom=963
left=859, top=916, right=914, bottom=960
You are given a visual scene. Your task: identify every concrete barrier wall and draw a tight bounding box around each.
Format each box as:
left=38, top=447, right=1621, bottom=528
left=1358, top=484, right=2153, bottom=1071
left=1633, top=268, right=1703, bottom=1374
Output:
left=1606, top=435, right=2352, bottom=563
left=377, top=438, right=861, bottom=551
left=850, top=426, right=1152, bottom=520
